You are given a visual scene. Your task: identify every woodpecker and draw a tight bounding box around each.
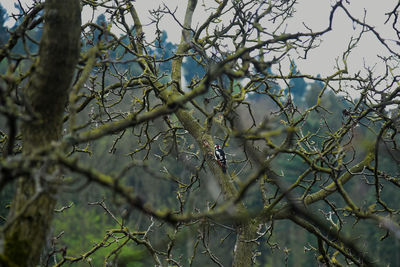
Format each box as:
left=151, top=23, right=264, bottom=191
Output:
left=214, top=144, right=227, bottom=173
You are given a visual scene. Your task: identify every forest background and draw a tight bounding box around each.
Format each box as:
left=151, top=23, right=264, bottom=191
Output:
left=0, top=1, right=400, bottom=266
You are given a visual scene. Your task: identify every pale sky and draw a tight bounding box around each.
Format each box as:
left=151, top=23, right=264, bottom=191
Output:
left=1, top=0, right=399, bottom=84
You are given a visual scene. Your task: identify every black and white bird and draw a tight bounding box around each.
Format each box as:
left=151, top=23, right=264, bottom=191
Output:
left=214, top=144, right=227, bottom=173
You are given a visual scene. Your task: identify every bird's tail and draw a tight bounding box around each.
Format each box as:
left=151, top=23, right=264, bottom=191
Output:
left=222, top=165, right=226, bottom=173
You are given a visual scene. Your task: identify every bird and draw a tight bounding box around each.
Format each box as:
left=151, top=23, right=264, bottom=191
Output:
left=214, top=144, right=227, bottom=173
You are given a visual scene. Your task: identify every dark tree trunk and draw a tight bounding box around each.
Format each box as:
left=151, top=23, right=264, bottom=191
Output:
left=0, top=0, right=81, bottom=265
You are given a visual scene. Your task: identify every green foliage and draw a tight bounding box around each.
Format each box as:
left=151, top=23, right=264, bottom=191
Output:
left=0, top=3, right=8, bottom=44
left=52, top=201, right=146, bottom=266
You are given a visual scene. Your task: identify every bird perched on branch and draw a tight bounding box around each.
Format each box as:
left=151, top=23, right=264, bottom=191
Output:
left=214, top=144, right=227, bottom=173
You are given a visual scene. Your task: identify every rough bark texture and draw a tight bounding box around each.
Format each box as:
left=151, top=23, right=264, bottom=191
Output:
left=0, top=0, right=81, bottom=266
left=164, top=0, right=258, bottom=265
left=175, top=108, right=258, bottom=266
left=232, top=222, right=258, bottom=267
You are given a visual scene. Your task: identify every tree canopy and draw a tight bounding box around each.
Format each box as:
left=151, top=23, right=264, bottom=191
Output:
left=0, top=0, right=400, bottom=266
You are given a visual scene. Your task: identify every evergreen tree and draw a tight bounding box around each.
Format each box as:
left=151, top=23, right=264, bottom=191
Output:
left=0, top=4, right=8, bottom=45
left=288, top=62, right=307, bottom=103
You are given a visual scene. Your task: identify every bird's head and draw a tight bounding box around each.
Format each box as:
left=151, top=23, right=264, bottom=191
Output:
left=215, top=144, right=220, bottom=149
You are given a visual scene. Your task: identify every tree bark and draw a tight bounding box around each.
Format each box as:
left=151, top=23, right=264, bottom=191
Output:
left=167, top=1, right=258, bottom=265
left=232, top=222, right=258, bottom=267
left=128, top=1, right=258, bottom=265
left=0, top=0, right=81, bottom=266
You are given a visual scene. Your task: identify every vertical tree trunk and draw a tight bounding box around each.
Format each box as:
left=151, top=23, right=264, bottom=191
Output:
left=130, top=0, right=258, bottom=264
left=0, top=0, right=81, bottom=266
left=175, top=109, right=258, bottom=266
left=232, top=222, right=258, bottom=267
left=167, top=0, right=258, bottom=265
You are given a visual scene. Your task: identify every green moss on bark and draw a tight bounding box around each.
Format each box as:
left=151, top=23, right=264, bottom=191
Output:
left=0, top=0, right=81, bottom=265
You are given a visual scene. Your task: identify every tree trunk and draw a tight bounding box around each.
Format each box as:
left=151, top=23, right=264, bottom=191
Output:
left=130, top=0, right=258, bottom=264
left=0, top=0, right=81, bottom=266
left=167, top=0, right=258, bottom=265
left=232, top=222, right=258, bottom=267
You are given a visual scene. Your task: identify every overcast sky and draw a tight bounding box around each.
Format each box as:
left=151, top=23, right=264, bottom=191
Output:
left=2, top=0, right=399, bottom=82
